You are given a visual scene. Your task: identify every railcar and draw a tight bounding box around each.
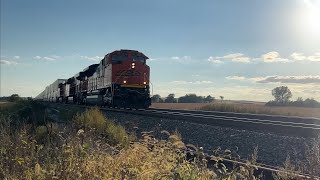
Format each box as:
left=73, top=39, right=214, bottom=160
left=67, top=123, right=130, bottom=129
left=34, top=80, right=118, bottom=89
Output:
left=35, top=49, right=151, bottom=109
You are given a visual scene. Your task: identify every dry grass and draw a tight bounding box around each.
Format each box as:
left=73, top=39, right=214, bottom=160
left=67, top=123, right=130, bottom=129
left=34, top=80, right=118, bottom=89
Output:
left=0, top=101, right=15, bottom=108
left=0, top=107, right=218, bottom=179
left=1, top=101, right=319, bottom=179
left=152, top=102, right=320, bottom=118
left=73, top=107, right=134, bottom=148
left=151, top=102, right=208, bottom=110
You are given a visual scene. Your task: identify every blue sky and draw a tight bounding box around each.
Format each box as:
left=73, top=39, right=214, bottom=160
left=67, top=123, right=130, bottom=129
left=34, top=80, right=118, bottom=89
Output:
left=1, top=0, right=320, bottom=101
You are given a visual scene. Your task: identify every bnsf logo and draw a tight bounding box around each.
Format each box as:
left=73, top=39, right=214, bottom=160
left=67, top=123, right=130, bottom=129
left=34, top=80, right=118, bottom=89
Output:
left=115, top=70, right=141, bottom=76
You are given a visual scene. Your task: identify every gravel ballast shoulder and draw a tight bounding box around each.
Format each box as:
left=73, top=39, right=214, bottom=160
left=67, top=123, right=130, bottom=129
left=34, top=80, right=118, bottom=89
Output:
left=103, top=110, right=317, bottom=167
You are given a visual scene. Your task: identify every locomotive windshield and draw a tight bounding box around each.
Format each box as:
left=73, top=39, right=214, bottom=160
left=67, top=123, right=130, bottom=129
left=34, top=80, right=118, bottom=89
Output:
left=112, top=54, right=128, bottom=63
left=132, top=55, right=146, bottom=64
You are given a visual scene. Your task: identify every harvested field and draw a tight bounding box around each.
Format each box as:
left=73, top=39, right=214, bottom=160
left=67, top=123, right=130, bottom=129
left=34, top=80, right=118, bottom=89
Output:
left=151, top=103, right=208, bottom=110
left=151, top=102, right=320, bottom=118
left=0, top=101, right=15, bottom=108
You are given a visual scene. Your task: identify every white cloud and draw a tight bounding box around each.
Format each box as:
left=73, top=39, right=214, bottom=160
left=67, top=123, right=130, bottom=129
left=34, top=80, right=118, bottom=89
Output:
left=291, top=52, right=320, bottom=62
left=80, top=55, right=103, bottom=62
left=43, top=57, right=56, bottom=61
left=226, top=75, right=320, bottom=84
left=34, top=56, right=41, bottom=60
left=209, top=53, right=251, bottom=63
left=221, top=53, right=244, bottom=59
left=33, top=55, right=56, bottom=61
left=32, top=55, right=64, bottom=62
left=0, top=60, right=18, bottom=65
left=170, top=80, right=214, bottom=85
left=291, top=53, right=306, bottom=61
left=170, top=56, right=191, bottom=60
left=209, top=51, right=320, bottom=64
left=148, top=58, right=158, bottom=61
left=208, top=56, right=224, bottom=64
left=171, top=56, right=180, bottom=60
left=232, top=57, right=251, bottom=63
left=168, top=56, right=193, bottom=63
left=257, top=75, right=320, bottom=84
left=13, top=56, right=20, bottom=59
left=226, top=76, right=246, bottom=80
left=261, top=51, right=289, bottom=63
left=309, top=53, right=320, bottom=61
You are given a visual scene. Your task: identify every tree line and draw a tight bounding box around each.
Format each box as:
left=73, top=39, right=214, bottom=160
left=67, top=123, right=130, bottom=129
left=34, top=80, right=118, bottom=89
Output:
left=266, top=86, right=320, bottom=108
left=151, top=94, right=218, bottom=103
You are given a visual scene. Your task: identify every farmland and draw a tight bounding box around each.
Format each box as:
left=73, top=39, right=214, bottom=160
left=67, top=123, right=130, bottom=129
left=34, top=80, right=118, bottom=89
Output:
left=151, top=102, right=320, bottom=118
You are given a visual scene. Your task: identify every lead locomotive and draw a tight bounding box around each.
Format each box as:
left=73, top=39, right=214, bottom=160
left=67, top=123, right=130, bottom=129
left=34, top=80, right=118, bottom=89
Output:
left=36, top=50, right=151, bottom=109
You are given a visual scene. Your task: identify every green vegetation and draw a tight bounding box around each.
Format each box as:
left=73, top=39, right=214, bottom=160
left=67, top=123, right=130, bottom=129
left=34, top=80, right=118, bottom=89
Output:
left=152, top=93, right=215, bottom=103
left=165, top=93, right=177, bottom=103
left=178, top=94, right=215, bottom=103
left=0, top=99, right=47, bottom=128
left=73, top=107, right=134, bottom=148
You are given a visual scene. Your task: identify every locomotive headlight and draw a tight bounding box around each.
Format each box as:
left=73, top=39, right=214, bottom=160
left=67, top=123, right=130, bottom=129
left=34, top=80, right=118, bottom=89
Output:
left=132, top=65, right=135, bottom=69
left=123, top=80, right=127, bottom=84
left=132, top=63, right=135, bottom=66
left=143, top=81, right=147, bottom=84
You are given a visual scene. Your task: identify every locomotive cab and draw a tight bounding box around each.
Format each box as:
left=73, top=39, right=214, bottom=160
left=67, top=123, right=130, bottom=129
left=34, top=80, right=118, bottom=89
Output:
left=104, top=50, right=151, bottom=108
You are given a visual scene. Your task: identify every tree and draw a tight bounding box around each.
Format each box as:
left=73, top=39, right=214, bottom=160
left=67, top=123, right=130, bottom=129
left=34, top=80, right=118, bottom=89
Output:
left=220, top=96, right=224, bottom=101
left=165, top=94, right=177, bottom=103
left=204, top=95, right=215, bottom=103
left=9, top=94, right=20, bottom=102
left=178, top=94, right=203, bottom=103
left=291, top=97, right=304, bottom=106
left=303, top=98, right=319, bottom=107
left=272, top=86, right=292, bottom=104
left=151, top=94, right=162, bottom=103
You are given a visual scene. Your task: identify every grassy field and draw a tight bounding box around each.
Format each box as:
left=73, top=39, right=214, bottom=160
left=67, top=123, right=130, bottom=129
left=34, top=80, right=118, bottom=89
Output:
left=151, top=102, right=320, bottom=118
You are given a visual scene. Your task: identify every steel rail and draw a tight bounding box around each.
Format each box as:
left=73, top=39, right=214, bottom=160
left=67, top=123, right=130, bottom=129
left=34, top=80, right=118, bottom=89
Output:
left=144, top=109, right=320, bottom=129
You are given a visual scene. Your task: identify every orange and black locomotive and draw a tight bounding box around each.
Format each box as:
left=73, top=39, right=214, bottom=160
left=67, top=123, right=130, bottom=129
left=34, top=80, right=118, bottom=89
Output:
left=36, top=50, right=151, bottom=109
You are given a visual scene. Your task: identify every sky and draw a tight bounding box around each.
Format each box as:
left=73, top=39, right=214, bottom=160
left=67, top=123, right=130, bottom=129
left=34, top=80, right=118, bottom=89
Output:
left=1, top=0, right=320, bottom=102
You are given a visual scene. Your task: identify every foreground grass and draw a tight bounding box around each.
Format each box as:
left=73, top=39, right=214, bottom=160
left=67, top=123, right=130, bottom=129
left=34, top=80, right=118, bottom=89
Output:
left=1, top=100, right=319, bottom=179
left=0, top=103, right=218, bottom=179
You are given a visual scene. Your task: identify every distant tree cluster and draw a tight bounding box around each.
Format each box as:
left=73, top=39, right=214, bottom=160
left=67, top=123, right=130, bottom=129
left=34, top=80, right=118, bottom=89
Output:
left=266, top=86, right=320, bottom=108
left=9, top=94, right=22, bottom=102
left=0, top=94, right=27, bottom=102
left=151, top=94, right=215, bottom=103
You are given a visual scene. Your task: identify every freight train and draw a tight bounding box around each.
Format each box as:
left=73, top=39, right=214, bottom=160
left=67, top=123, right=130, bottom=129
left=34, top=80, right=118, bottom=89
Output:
left=35, top=50, right=151, bottom=109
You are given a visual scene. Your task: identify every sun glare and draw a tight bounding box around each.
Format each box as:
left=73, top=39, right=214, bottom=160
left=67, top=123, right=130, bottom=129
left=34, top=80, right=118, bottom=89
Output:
left=303, top=0, right=320, bottom=35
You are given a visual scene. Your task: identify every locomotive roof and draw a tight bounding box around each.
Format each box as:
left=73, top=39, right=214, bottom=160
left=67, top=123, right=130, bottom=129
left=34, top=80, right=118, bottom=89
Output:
left=82, top=64, right=99, bottom=77
left=66, top=77, right=75, bottom=84
left=108, top=49, right=149, bottom=59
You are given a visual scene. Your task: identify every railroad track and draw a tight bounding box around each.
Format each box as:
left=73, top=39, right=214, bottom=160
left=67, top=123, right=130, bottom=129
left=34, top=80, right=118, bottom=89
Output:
left=52, top=103, right=320, bottom=138
left=47, top=103, right=320, bottom=179
left=143, top=108, right=320, bottom=138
